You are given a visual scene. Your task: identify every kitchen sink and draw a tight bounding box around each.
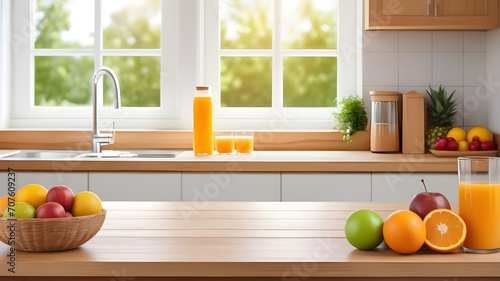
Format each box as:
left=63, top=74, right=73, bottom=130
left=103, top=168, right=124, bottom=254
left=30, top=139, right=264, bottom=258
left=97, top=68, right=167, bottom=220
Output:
left=5, top=150, right=182, bottom=159
left=75, top=150, right=181, bottom=159
left=6, top=150, right=87, bottom=159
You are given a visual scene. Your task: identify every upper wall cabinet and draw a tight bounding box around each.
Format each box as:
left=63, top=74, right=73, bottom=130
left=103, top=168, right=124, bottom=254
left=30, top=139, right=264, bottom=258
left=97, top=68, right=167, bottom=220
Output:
left=365, top=0, right=499, bottom=30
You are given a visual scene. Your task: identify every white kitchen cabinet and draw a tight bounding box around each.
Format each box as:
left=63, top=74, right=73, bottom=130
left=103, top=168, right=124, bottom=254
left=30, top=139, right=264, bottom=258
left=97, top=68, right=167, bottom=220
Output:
left=372, top=173, right=458, bottom=203
left=17, top=172, right=88, bottom=193
left=282, top=173, right=371, bottom=202
left=182, top=173, right=281, bottom=202
left=89, top=173, right=181, bottom=201
left=0, top=172, right=7, bottom=194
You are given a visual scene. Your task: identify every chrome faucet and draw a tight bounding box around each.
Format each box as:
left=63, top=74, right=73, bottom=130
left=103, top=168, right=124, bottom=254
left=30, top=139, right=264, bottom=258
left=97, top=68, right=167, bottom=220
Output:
left=91, top=66, right=121, bottom=153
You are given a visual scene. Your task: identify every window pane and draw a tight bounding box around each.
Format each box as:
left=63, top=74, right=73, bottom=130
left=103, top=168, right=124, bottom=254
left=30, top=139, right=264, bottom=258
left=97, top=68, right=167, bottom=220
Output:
left=283, top=57, right=337, bottom=107
left=282, top=0, right=338, bottom=49
left=102, top=0, right=161, bottom=49
left=34, top=56, right=94, bottom=106
left=221, top=57, right=272, bottom=107
left=103, top=56, right=161, bottom=107
left=220, top=0, right=273, bottom=49
left=34, top=0, right=94, bottom=49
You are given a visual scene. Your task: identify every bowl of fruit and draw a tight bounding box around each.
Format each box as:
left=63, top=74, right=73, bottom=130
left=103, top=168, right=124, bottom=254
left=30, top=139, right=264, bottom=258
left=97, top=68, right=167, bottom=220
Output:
left=429, top=126, right=498, bottom=157
left=0, top=184, right=106, bottom=252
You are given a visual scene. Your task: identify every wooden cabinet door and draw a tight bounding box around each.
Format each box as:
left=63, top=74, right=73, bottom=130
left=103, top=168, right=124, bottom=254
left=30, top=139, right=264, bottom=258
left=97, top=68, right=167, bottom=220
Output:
left=435, top=0, right=499, bottom=29
left=365, top=0, right=499, bottom=30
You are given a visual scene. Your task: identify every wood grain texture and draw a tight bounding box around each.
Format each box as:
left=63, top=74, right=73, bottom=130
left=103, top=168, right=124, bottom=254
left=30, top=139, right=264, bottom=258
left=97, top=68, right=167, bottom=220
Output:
left=365, top=0, right=499, bottom=30
left=1, top=202, right=499, bottom=279
left=402, top=91, right=425, bottom=154
left=0, top=130, right=369, bottom=151
left=0, top=151, right=458, bottom=172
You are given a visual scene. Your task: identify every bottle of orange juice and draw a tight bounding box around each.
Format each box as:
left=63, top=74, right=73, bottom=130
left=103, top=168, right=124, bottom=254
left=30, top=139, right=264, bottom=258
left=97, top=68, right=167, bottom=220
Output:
left=193, top=86, right=213, bottom=155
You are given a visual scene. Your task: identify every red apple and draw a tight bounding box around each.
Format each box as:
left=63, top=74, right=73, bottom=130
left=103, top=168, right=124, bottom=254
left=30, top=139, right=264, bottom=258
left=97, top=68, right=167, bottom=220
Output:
left=47, top=185, right=74, bottom=212
left=435, top=137, right=448, bottom=150
left=446, top=138, right=458, bottom=151
left=481, top=141, right=497, bottom=151
left=36, top=202, right=66, bottom=218
left=409, top=179, right=451, bottom=220
left=470, top=136, right=482, bottom=151
left=65, top=212, right=73, bottom=218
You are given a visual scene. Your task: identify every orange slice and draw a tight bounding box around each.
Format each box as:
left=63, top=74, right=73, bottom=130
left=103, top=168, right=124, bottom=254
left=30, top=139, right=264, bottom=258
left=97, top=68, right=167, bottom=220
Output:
left=423, top=209, right=467, bottom=253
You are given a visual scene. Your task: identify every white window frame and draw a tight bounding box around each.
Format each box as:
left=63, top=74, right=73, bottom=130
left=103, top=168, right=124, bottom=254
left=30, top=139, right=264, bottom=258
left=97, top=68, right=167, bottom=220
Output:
left=6, top=0, right=362, bottom=130
left=0, top=0, right=11, bottom=129
left=202, top=0, right=361, bottom=130
left=9, top=0, right=184, bottom=129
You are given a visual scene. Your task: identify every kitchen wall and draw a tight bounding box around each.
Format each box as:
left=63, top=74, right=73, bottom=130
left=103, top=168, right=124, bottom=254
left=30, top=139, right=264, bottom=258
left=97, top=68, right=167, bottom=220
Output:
left=363, top=30, right=488, bottom=131
left=486, top=29, right=500, bottom=134
left=0, top=1, right=10, bottom=129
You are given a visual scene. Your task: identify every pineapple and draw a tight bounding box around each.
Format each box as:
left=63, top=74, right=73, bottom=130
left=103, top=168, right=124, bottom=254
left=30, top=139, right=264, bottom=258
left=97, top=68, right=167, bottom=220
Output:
left=425, top=85, right=458, bottom=150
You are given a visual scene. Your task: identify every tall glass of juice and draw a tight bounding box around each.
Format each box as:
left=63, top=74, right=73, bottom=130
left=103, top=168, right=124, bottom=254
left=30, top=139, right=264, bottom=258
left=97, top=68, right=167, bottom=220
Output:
left=459, top=157, right=500, bottom=253
left=193, top=86, right=213, bottom=155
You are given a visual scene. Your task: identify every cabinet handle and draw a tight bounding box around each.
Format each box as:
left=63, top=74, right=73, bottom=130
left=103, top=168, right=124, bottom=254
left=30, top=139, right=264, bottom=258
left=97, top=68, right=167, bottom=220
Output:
left=435, top=0, right=439, bottom=17
left=427, top=0, right=431, bottom=16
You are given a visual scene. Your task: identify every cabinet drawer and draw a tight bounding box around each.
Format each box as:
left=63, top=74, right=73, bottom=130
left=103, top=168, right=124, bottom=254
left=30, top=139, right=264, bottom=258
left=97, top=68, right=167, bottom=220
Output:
left=17, top=172, right=88, bottom=193
left=282, top=173, right=371, bottom=202
left=372, top=173, right=458, bottom=203
left=89, top=173, right=181, bottom=201
left=182, top=173, right=281, bottom=202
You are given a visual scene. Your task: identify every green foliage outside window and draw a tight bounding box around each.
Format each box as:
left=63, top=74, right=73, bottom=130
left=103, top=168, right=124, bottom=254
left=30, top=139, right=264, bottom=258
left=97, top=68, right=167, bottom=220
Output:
left=34, top=0, right=337, bottom=109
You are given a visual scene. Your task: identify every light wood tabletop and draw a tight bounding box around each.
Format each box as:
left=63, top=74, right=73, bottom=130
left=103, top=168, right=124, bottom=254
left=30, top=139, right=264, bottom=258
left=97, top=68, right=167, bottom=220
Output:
left=1, top=202, right=500, bottom=281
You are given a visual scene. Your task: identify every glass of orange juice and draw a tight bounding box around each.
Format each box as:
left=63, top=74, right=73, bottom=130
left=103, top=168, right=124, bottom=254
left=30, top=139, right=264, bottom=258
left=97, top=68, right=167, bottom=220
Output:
left=215, top=132, right=234, bottom=154
left=235, top=132, right=254, bottom=154
left=459, top=157, right=500, bottom=253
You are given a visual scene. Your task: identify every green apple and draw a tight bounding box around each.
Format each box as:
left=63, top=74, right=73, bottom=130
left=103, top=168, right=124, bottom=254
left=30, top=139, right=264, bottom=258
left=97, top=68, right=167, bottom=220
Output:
left=345, top=209, right=384, bottom=250
left=3, top=202, right=36, bottom=218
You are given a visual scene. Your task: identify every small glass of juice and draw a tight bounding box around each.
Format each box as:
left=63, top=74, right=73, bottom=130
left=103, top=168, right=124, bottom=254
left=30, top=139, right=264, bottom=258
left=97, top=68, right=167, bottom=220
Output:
left=215, top=132, right=234, bottom=154
left=459, top=157, right=500, bottom=253
left=235, top=132, right=254, bottom=155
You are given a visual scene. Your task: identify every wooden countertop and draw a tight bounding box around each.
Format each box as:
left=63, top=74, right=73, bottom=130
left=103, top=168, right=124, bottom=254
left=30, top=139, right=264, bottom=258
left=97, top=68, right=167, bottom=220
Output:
left=0, top=151, right=459, bottom=173
left=1, top=202, right=499, bottom=280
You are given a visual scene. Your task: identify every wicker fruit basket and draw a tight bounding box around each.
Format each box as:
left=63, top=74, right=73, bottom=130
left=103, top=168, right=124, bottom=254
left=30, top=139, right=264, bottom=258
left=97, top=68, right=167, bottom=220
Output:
left=0, top=209, right=106, bottom=252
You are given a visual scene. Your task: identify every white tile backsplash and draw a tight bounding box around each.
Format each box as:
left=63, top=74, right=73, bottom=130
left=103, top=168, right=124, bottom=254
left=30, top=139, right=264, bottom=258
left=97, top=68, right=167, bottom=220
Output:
left=399, top=31, right=432, bottom=52
left=363, top=31, right=488, bottom=128
left=432, top=31, right=464, bottom=52
left=464, top=52, right=487, bottom=87
left=432, top=52, right=464, bottom=86
left=464, top=86, right=488, bottom=127
left=399, top=52, right=432, bottom=86
left=464, top=32, right=487, bottom=52
left=363, top=31, right=399, bottom=52
left=363, top=52, right=399, bottom=85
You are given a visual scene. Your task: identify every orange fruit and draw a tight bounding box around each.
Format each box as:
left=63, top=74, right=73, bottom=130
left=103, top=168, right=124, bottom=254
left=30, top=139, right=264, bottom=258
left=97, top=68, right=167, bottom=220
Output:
left=15, top=184, right=48, bottom=209
left=458, top=140, right=469, bottom=151
left=71, top=191, right=102, bottom=216
left=467, top=126, right=493, bottom=143
left=383, top=210, right=426, bottom=254
left=0, top=196, right=15, bottom=217
left=447, top=127, right=467, bottom=142
left=423, top=209, right=467, bottom=253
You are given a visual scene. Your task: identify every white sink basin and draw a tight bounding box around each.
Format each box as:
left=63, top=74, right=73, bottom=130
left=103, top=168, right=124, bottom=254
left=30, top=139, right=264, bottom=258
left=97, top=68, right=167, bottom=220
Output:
left=5, top=150, right=181, bottom=159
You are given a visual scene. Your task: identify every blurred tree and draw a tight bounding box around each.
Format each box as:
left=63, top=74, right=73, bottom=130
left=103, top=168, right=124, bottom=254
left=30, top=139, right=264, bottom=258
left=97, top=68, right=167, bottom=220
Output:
left=34, top=0, right=161, bottom=107
left=34, top=0, right=94, bottom=106
left=220, top=0, right=337, bottom=108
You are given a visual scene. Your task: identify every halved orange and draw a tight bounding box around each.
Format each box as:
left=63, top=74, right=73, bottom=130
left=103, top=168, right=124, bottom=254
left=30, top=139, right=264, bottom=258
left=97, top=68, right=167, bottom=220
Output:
left=423, top=209, right=467, bottom=253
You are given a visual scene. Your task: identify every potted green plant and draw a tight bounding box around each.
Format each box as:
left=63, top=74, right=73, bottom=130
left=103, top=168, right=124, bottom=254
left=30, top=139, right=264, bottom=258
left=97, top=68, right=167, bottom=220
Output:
left=332, top=95, right=368, bottom=144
